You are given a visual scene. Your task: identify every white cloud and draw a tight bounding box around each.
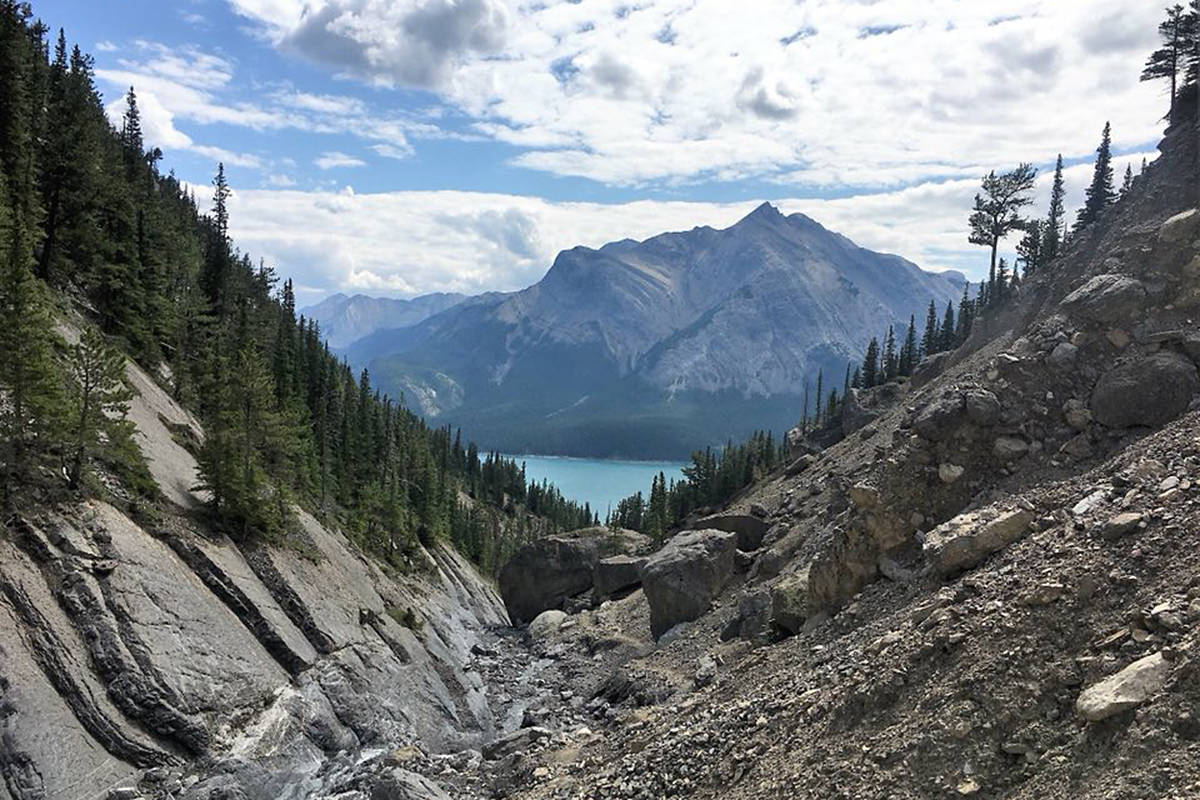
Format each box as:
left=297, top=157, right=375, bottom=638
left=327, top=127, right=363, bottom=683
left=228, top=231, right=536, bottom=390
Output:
left=224, top=0, right=1165, bottom=188
left=101, top=87, right=263, bottom=168
left=315, top=151, right=367, bottom=169
left=185, top=147, right=1158, bottom=303
left=265, top=173, right=297, bottom=186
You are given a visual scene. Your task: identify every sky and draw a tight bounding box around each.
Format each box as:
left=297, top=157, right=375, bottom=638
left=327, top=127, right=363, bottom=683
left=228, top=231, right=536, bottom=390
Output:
left=34, top=0, right=1169, bottom=303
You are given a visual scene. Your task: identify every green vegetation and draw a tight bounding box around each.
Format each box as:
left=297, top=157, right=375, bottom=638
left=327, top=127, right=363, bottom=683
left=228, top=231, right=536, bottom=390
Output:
left=0, top=3, right=592, bottom=574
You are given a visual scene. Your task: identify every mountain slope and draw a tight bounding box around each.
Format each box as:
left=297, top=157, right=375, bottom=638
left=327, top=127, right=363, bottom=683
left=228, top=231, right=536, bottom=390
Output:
left=303, top=291, right=467, bottom=349
left=354, top=204, right=964, bottom=458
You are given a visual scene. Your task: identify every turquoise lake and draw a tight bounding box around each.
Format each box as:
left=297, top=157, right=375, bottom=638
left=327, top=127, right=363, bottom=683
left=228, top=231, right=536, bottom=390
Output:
left=505, top=454, right=688, bottom=519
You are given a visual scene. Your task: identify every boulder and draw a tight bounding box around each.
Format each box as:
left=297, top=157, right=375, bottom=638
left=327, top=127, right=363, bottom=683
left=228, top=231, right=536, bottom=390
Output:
left=1061, top=274, right=1147, bottom=324
left=770, top=571, right=811, bottom=635
left=692, top=514, right=769, bottom=552
left=1090, top=352, right=1199, bottom=429
left=923, top=509, right=1035, bottom=575
left=913, top=393, right=966, bottom=441
left=938, top=463, right=965, bottom=484
left=641, top=530, right=737, bottom=639
left=993, top=436, right=1029, bottom=461
left=1046, top=342, right=1078, bottom=370
left=592, top=555, right=647, bottom=599
left=840, top=388, right=879, bottom=437
left=964, top=389, right=1001, bottom=426
left=527, top=609, right=568, bottom=642
left=1100, top=512, right=1144, bottom=541
left=1076, top=652, right=1169, bottom=721
left=1158, top=208, right=1200, bottom=245
left=499, top=527, right=645, bottom=623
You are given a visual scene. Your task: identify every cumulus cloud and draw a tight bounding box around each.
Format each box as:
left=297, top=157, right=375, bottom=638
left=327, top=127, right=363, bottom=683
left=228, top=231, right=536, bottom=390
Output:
left=224, top=0, right=1163, bottom=188
left=229, top=0, right=509, bottom=88
left=186, top=144, right=1156, bottom=304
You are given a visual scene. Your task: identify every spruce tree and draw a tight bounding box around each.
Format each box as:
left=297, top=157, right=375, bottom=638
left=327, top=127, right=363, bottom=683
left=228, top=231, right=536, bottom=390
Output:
left=1016, top=220, right=1044, bottom=277
left=1042, top=155, right=1066, bottom=263
left=899, top=316, right=918, bottom=376
left=883, top=326, right=898, bottom=381
left=861, top=337, right=880, bottom=388
left=938, top=302, right=956, bottom=351
left=1120, top=163, right=1135, bottom=198
left=921, top=300, right=938, bottom=356
left=1075, top=122, right=1116, bottom=231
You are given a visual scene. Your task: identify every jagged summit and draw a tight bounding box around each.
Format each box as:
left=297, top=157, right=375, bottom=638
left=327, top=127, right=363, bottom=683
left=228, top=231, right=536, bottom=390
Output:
left=349, top=207, right=962, bottom=457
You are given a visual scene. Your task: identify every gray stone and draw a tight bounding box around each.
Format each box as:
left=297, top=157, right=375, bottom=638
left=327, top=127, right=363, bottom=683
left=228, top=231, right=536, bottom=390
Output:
left=993, top=436, right=1030, bottom=461
left=770, top=571, right=811, bottom=635
left=938, top=463, right=965, bottom=484
left=641, top=530, right=737, bottom=639
left=1076, top=652, right=1169, bottom=721
left=499, top=527, right=645, bottom=623
left=527, top=609, right=568, bottom=641
left=923, top=509, right=1036, bottom=574
left=592, top=555, right=647, bottom=599
left=1062, top=274, right=1147, bottom=324
left=1063, top=399, right=1092, bottom=430
left=913, top=393, right=966, bottom=441
left=964, top=389, right=1001, bottom=426
left=1100, top=512, right=1144, bottom=541
left=1158, top=208, right=1200, bottom=244
left=693, top=513, right=769, bottom=551
left=1046, top=342, right=1078, bottom=370
left=1091, top=352, right=1199, bottom=429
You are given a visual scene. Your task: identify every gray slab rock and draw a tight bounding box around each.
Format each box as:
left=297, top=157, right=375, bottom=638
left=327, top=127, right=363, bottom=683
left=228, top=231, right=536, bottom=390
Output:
left=1061, top=274, right=1147, bottom=323
left=692, top=514, right=769, bottom=551
left=641, top=530, right=737, bottom=639
left=593, top=555, right=647, bottom=599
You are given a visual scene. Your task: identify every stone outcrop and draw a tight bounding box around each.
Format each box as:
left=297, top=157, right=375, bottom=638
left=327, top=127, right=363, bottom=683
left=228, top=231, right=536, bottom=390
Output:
left=592, top=555, right=647, bottom=600
left=690, top=514, right=769, bottom=552
left=641, top=530, right=737, bottom=639
left=498, top=527, right=645, bottom=623
left=1061, top=273, right=1147, bottom=323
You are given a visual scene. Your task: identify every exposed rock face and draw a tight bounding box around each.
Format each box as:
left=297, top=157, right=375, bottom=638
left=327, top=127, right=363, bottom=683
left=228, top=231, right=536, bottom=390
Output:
left=1075, top=652, right=1170, bottom=721
left=641, top=530, right=737, bottom=639
left=498, top=528, right=645, bottom=623
left=1091, top=352, right=1199, bottom=428
left=922, top=509, right=1035, bottom=575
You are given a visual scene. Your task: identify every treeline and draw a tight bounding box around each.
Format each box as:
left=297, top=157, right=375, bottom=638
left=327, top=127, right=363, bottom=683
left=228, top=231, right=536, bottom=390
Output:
left=0, top=3, right=593, bottom=573
left=607, top=431, right=784, bottom=540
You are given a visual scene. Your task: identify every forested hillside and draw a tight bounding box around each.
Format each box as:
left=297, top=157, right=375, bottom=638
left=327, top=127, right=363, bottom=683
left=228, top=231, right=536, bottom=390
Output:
left=0, top=2, right=593, bottom=574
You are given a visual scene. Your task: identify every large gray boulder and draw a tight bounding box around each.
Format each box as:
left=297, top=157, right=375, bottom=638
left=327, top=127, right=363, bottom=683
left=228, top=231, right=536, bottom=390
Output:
left=593, top=555, right=647, bottom=600
left=641, top=530, right=737, bottom=639
left=691, top=513, right=769, bottom=551
left=913, top=393, right=966, bottom=441
left=499, top=527, right=645, bottom=623
left=1090, top=352, right=1199, bottom=429
left=1061, top=274, right=1147, bottom=323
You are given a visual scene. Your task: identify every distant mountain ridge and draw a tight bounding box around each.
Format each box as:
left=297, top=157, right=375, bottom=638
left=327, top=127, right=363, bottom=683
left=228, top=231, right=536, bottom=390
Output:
left=332, top=204, right=966, bottom=458
left=303, top=291, right=467, bottom=349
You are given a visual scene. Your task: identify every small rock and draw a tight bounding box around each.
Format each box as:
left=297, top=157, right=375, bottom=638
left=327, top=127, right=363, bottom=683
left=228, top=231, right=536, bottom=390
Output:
left=938, top=463, right=965, bottom=484
left=993, top=437, right=1029, bottom=461
left=1100, top=512, right=1143, bottom=541
left=528, top=610, right=568, bottom=642
left=1022, top=582, right=1064, bottom=606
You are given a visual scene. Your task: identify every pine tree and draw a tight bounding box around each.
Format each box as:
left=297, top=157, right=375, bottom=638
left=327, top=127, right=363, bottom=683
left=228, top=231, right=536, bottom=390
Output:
left=1075, top=122, right=1117, bottom=231
left=814, top=369, right=824, bottom=422
left=955, top=284, right=974, bottom=344
left=883, top=326, right=898, bottom=381
left=861, top=337, right=880, bottom=388
left=1042, top=154, right=1066, bottom=263
left=1141, top=5, right=1190, bottom=124
left=67, top=327, right=133, bottom=488
left=1016, top=220, right=1044, bottom=277
left=938, top=302, right=956, bottom=351
left=1120, top=163, right=1135, bottom=198
left=968, top=164, right=1037, bottom=292
left=899, top=316, right=918, bottom=376
left=921, top=300, right=938, bottom=356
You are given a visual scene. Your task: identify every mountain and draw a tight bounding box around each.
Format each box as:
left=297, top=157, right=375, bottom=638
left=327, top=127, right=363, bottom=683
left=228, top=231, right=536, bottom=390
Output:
left=348, top=203, right=965, bottom=458
left=303, top=291, right=467, bottom=349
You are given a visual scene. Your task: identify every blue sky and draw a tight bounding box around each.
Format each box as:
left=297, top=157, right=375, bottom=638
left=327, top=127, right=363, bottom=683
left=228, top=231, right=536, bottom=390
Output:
left=34, top=0, right=1167, bottom=302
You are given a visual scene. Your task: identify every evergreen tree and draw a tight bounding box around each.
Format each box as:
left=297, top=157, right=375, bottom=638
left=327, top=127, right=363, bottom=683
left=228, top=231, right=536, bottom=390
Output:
left=921, top=300, right=938, bottom=356
left=938, top=302, right=956, bottom=351
left=883, top=326, right=898, bottom=381
left=1042, top=154, right=1066, bottom=263
left=861, top=337, right=880, bottom=388
left=955, top=284, right=974, bottom=344
left=1016, top=220, right=1044, bottom=277
left=1075, top=122, right=1116, bottom=231
left=1142, top=5, right=1190, bottom=124
left=899, top=316, right=918, bottom=376
left=814, top=369, right=824, bottom=422
left=1120, top=163, right=1135, bottom=198
left=968, top=164, right=1037, bottom=293
left=66, top=327, right=135, bottom=488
